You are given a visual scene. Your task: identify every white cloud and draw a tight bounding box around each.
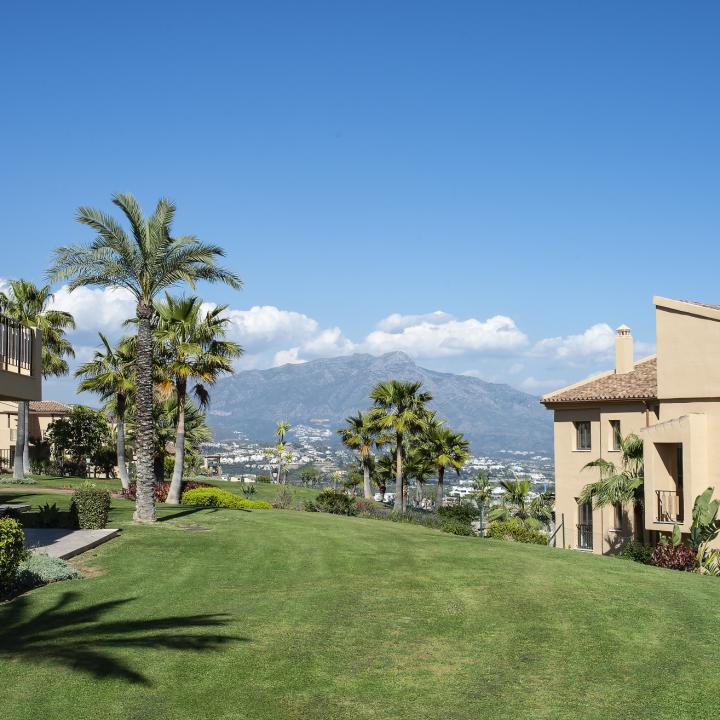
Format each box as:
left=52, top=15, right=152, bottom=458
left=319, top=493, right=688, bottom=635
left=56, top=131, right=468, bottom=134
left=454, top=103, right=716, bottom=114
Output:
left=362, top=314, right=528, bottom=358
left=49, top=285, right=135, bottom=339
left=207, top=304, right=319, bottom=350
left=375, top=311, right=455, bottom=333
left=532, top=323, right=615, bottom=360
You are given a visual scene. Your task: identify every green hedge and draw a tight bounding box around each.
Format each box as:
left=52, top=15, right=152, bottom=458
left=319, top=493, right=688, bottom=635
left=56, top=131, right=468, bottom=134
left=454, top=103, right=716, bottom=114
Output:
left=486, top=518, right=547, bottom=545
left=181, top=487, right=272, bottom=510
left=440, top=519, right=475, bottom=536
left=0, top=517, right=26, bottom=595
left=71, top=483, right=111, bottom=529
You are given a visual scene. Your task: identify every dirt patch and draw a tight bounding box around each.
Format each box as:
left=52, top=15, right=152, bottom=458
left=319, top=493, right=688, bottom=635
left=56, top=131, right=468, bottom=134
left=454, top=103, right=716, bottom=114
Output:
left=69, top=555, right=105, bottom=578
left=176, top=523, right=212, bottom=532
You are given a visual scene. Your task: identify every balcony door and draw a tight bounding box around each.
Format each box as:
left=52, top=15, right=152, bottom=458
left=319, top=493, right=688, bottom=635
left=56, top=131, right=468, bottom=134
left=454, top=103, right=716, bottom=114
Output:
left=578, top=501, right=593, bottom=550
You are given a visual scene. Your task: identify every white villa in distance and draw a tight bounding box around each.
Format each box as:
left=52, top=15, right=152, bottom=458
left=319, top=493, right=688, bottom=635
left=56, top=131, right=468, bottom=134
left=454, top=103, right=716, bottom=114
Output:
left=542, top=296, right=720, bottom=554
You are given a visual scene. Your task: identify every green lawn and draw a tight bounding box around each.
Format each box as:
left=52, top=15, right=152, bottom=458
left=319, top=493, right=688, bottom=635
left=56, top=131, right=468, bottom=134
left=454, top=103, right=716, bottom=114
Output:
left=2, top=492, right=720, bottom=719
left=0, top=474, right=320, bottom=504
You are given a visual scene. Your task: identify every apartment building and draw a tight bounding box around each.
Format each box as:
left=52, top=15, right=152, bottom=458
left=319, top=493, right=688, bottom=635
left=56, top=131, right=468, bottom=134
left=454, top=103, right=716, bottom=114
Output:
left=0, top=314, right=42, bottom=470
left=542, top=297, right=720, bottom=554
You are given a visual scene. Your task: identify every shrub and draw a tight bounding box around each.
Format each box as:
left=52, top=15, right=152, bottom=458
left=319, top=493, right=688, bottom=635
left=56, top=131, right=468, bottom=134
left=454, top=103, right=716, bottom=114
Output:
left=438, top=501, right=479, bottom=524
left=354, top=498, right=380, bottom=514
left=650, top=543, right=696, bottom=572
left=313, top=489, right=357, bottom=515
left=14, top=553, right=81, bottom=592
left=0, top=517, right=26, bottom=595
left=487, top=518, right=546, bottom=545
left=303, top=499, right=318, bottom=512
left=181, top=487, right=272, bottom=510
left=71, top=482, right=111, bottom=529
left=441, top=519, right=475, bottom=536
left=620, top=541, right=653, bottom=565
left=122, top=480, right=212, bottom=502
left=256, top=475, right=272, bottom=483
left=273, top=486, right=294, bottom=510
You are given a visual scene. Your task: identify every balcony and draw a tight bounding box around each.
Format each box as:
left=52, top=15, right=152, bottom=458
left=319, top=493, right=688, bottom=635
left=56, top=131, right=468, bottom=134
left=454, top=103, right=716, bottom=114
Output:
left=0, top=314, right=41, bottom=401
left=656, top=490, right=683, bottom=524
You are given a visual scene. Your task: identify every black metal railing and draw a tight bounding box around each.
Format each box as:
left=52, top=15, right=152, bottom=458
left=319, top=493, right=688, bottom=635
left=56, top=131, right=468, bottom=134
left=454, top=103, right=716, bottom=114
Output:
left=0, top=315, right=33, bottom=373
left=656, top=489, right=683, bottom=524
left=577, top=523, right=593, bottom=550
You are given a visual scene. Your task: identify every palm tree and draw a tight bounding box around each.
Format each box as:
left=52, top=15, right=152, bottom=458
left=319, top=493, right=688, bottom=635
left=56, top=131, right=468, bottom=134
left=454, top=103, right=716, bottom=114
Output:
left=48, top=193, right=241, bottom=522
left=154, top=295, right=241, bottom=503
left=420, top=421, right=470, bottom=507
left=404, top=446, right=434, bottom=506
left=471, top=471, right=493, bottom=531
left=489, top=478, right=532, bottom=521
left=75, top=333, right=135, bottom=489
left=370, top=380, right=432, bottom=512
left=0, top=280, right=75, bottom=478
left=275, top=421, right=290, bottom=444
left=337, top=410, right=387, bottom=500
left=578, top=433, right=644, bottom=508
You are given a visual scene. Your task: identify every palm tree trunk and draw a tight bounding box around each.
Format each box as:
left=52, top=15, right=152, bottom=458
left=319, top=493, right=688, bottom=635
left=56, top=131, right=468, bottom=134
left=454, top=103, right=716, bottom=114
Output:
left=22, top=401, right=30, bottom=474
left=394, top=433, right=403, bottom=512
left=116, top=401, right=130, bottom=491
left=133, top=303, right=156, bottom=523
left=363, top=457, right=372, bottom=499
left=166, top=381, right=186, bottom=504
left=415, top=479, right=422, bottom=506
left=436, top=465, right=445, bottom=507
left=13, top=401, right=26, bottom=480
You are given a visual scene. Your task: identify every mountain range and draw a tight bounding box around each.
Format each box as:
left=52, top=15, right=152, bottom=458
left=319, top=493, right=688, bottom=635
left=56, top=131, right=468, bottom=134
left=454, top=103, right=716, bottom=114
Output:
left=207, top=352, right=553, bottom=454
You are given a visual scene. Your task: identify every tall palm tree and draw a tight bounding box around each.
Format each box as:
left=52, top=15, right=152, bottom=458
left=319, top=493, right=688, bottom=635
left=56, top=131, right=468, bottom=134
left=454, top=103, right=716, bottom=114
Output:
left=337, top=410, right=387, bottom=499
left=48, top=193, right=241, bottom=522
left=154, top=295, right=242, bottom=504
left=370, top=380, right=432, bottom=512
left=0, top=280, right=75, bottom=478
left=578, top=433, right=644, bottom=508
left=75, top=333, right=135, bottom=489
left=420, top=421, right=470, bottom=507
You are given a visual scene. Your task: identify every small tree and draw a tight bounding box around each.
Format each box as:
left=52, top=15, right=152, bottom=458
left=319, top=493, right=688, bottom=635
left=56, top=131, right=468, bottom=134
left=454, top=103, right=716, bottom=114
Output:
left=46, top=406, right=112, bottom=476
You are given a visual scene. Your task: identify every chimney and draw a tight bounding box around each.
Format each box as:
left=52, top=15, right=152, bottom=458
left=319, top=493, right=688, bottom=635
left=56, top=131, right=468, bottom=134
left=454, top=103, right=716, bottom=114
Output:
left=615, top=325, right=633, bottom=374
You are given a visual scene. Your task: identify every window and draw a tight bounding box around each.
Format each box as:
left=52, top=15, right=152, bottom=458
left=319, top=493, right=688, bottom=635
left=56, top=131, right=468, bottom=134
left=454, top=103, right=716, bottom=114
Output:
left=578, top=501, right=593, bottom=550
left=609, top=420, right=621, bottom=451
left=575, top=421, right=591, bottom=451
left=613, top=502, right=623, bottom=530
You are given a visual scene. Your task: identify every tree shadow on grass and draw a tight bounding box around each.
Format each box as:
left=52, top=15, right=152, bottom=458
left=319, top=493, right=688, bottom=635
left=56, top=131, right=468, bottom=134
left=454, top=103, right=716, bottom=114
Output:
left=0, top=591, right=247, bottom=684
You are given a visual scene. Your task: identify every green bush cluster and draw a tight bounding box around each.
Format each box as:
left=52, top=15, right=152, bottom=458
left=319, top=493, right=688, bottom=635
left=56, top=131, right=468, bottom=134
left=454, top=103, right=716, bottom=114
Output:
left=14, top=553, right=81, bottom=593
left=486, top=518, right=546, bottom=545
left=440, top=519, right=475, bottom=536
left=306, top=489, right=357, bottom=515
left=619, top=541, right=653, bottom=564
left=181, top=487, right=272, bottom=510
left=0, top=517, right=26, bottom=595
left=437, top=501, right=479, bottom=524
left=71, top=482, right=112, bottom=529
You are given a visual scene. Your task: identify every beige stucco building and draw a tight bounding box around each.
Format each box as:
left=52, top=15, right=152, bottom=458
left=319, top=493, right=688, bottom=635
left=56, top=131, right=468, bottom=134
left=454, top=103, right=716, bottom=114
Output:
left=542, top=297, right=720, bottom=554
left=0, top=315, right=42, bottom=470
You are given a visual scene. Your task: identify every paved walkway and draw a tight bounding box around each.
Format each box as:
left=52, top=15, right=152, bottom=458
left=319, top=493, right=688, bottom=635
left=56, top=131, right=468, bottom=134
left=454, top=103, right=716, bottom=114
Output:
left=23, top=528, right=119, bottom=559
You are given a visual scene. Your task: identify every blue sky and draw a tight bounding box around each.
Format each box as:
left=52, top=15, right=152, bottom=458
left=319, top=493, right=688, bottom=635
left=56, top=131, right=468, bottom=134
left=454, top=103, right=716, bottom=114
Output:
left=2, top=1, right=719, bottom=402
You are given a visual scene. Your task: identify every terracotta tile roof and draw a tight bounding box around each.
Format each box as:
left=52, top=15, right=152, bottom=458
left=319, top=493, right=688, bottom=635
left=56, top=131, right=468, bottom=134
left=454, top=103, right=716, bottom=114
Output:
left=29, top=401, right=72, bottom=414
left=541, top=357, right=657, bottom=404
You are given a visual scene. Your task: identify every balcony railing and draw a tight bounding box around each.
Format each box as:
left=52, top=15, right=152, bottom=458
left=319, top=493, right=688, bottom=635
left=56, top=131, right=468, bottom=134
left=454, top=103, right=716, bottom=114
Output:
left=577, top=523, right=593, bottom=550
left=0, top=315, right=33, bottom=374
left=656, top=490, right=683, bottom=524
